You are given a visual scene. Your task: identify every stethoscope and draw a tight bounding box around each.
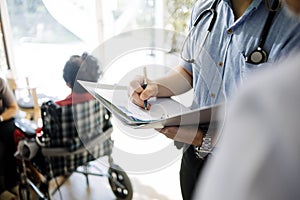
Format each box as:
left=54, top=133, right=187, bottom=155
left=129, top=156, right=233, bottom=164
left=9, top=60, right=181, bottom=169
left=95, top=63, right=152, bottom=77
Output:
left=180, top=0, right=279, bottom=65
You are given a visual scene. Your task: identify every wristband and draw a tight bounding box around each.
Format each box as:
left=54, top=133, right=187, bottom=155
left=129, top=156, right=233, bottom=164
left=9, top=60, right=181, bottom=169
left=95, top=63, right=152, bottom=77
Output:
left=0, top=116, right=3, bottom=122
left=194, top=133, right=213, bottom=159
left=194, top=123, right=213, bottom=159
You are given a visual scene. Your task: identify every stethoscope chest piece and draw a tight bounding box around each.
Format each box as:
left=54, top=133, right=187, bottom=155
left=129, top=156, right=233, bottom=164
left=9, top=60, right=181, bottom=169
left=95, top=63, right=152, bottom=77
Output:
left=246, top=47, right=268, bottom=64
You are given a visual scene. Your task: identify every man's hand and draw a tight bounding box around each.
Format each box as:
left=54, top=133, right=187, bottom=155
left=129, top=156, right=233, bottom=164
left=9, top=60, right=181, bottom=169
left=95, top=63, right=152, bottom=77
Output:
left=128, top=75, right=158, bottom=110
left=156, top=125, right=205, bottom=146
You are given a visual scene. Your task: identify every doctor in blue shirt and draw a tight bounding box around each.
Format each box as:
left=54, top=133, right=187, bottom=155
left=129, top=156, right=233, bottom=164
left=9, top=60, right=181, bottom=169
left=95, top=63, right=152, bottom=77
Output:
left=194, top=0, right=300, bottom=199
left=129, top=0, right=300, bottom=199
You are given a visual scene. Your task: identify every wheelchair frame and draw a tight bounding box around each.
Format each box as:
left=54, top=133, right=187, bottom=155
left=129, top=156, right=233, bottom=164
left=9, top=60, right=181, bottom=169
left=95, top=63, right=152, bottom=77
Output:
left=14, top=100, right=133, bottom=200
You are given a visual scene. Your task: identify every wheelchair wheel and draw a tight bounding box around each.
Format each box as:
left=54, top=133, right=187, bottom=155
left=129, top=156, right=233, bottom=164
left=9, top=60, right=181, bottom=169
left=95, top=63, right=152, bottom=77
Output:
left=108, top=164, right=133, bottom=200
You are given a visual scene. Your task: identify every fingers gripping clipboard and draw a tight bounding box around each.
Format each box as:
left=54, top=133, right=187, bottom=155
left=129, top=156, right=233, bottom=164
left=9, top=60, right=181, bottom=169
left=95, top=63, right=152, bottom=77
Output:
left=78, top=80, right=223, bottom=129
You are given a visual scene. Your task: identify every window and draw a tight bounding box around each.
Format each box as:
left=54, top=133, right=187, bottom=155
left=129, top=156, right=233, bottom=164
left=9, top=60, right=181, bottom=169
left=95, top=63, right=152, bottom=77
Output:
left=3, top=0, right=194, bottom=99
left=0, top=19, right=9, bottom=73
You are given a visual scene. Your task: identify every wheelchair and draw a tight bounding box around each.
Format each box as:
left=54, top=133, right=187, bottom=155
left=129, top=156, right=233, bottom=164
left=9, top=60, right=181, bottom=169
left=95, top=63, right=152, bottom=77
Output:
left=13, top=100, right=133, bottom=200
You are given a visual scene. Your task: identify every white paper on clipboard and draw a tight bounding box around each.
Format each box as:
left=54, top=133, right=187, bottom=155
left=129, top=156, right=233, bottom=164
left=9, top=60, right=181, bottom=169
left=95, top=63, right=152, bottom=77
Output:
left=78, top=80, right=223, bottom=129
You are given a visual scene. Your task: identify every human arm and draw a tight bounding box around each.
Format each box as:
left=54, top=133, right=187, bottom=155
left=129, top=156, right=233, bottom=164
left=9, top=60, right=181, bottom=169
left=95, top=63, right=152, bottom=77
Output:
left=157, top=126, right=204, bottom=146
left=0, top=102, right=18, bottom=121
left=156, top=122, right=219, bottom=146
left=128, top=65, right=193, bottom=109
left=0, top=78, right=18, bottom=121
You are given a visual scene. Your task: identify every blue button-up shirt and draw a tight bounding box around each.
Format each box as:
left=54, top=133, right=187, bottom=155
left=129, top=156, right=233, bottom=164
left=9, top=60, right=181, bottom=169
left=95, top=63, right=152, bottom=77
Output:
left=181, top=0, right=300, bottom=108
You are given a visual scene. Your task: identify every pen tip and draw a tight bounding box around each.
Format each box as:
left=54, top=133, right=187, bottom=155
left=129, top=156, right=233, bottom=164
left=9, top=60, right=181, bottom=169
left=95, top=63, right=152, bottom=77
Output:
left=144, top=105, right=148, bottom=110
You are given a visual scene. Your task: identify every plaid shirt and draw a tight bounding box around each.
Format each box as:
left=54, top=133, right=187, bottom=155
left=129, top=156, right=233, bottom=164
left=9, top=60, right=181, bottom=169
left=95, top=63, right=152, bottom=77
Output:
left=41, top=99, right=111, bottom=151
left=34, top=100, right=113, bottom=178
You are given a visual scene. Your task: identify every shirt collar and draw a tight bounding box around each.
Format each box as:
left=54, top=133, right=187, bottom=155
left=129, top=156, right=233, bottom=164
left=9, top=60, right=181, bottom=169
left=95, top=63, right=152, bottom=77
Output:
left=249, top=0, right=264, bottom=10
left=222, top=0, right=263, bottom=10
left=226, top=0, right=264, bottom=29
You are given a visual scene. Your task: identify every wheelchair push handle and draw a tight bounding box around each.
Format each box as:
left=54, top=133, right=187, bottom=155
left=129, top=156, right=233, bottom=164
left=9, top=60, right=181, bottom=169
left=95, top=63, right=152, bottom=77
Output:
left=14, top=118, right=37, bottom=138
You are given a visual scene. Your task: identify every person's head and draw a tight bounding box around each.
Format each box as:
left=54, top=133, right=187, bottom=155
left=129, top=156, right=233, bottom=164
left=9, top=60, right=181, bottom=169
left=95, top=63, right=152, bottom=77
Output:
left=63, top=52, right=101, bottom=93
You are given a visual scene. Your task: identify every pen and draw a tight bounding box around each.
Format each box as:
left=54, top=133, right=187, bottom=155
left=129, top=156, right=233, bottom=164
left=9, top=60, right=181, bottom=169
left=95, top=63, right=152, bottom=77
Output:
left=142, top=67, right=148, bottom=110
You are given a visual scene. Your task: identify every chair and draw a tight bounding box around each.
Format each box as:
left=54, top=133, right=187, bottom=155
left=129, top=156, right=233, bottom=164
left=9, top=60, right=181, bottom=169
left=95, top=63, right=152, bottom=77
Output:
left=6, top=75, right=41, bottom=124
left=14, top=100, right=133, bottom=200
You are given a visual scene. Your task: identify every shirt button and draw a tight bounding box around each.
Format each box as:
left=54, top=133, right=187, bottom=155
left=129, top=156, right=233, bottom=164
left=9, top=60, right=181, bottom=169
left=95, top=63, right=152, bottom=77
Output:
left=210, top=93, right=215, bottom=98
left=227, top=29, right=233, bottom=34
left=218, top=62, right=223, bottom=67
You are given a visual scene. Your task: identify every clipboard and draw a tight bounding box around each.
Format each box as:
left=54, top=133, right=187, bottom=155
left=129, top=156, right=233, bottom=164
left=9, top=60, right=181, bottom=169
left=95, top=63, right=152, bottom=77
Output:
left=78, top=80, right=223, bottom=129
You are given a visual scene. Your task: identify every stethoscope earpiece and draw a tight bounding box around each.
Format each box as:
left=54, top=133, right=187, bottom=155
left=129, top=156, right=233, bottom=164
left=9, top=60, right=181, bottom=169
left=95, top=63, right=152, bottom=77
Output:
left=246, top=47, right=268, bottom=64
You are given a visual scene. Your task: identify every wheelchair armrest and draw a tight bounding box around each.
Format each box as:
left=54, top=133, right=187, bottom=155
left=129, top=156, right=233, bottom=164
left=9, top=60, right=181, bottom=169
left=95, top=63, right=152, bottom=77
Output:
left=14, top=118, right=37, bottom=138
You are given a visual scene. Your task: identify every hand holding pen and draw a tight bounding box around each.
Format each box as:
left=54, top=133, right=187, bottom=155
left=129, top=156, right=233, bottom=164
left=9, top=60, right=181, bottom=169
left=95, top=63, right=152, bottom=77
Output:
left=128, top=67, right=158, bottom=110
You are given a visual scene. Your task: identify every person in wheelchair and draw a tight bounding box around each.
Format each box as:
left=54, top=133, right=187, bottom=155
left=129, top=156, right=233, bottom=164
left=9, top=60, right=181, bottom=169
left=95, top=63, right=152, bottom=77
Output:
left=33, top=52, right=106, bottom=152
left=0, top=77, right=19, bottom=200
left=35, top=51, right=109, bottom=162
left=56, top=52, right=101, bottom=106
left=15, top=52, right=132, bottom=200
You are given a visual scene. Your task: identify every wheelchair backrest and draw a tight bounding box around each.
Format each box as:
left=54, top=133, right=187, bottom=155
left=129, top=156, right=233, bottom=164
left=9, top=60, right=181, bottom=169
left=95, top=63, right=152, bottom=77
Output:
left=41, top=100, right=112, bottom=151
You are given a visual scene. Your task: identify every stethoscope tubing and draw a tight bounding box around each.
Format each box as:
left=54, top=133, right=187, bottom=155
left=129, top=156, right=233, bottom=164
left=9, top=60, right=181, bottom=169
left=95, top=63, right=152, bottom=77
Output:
left=180, top=0, right=279, bottom=65
left=181, top=8, right=217, bottom=63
